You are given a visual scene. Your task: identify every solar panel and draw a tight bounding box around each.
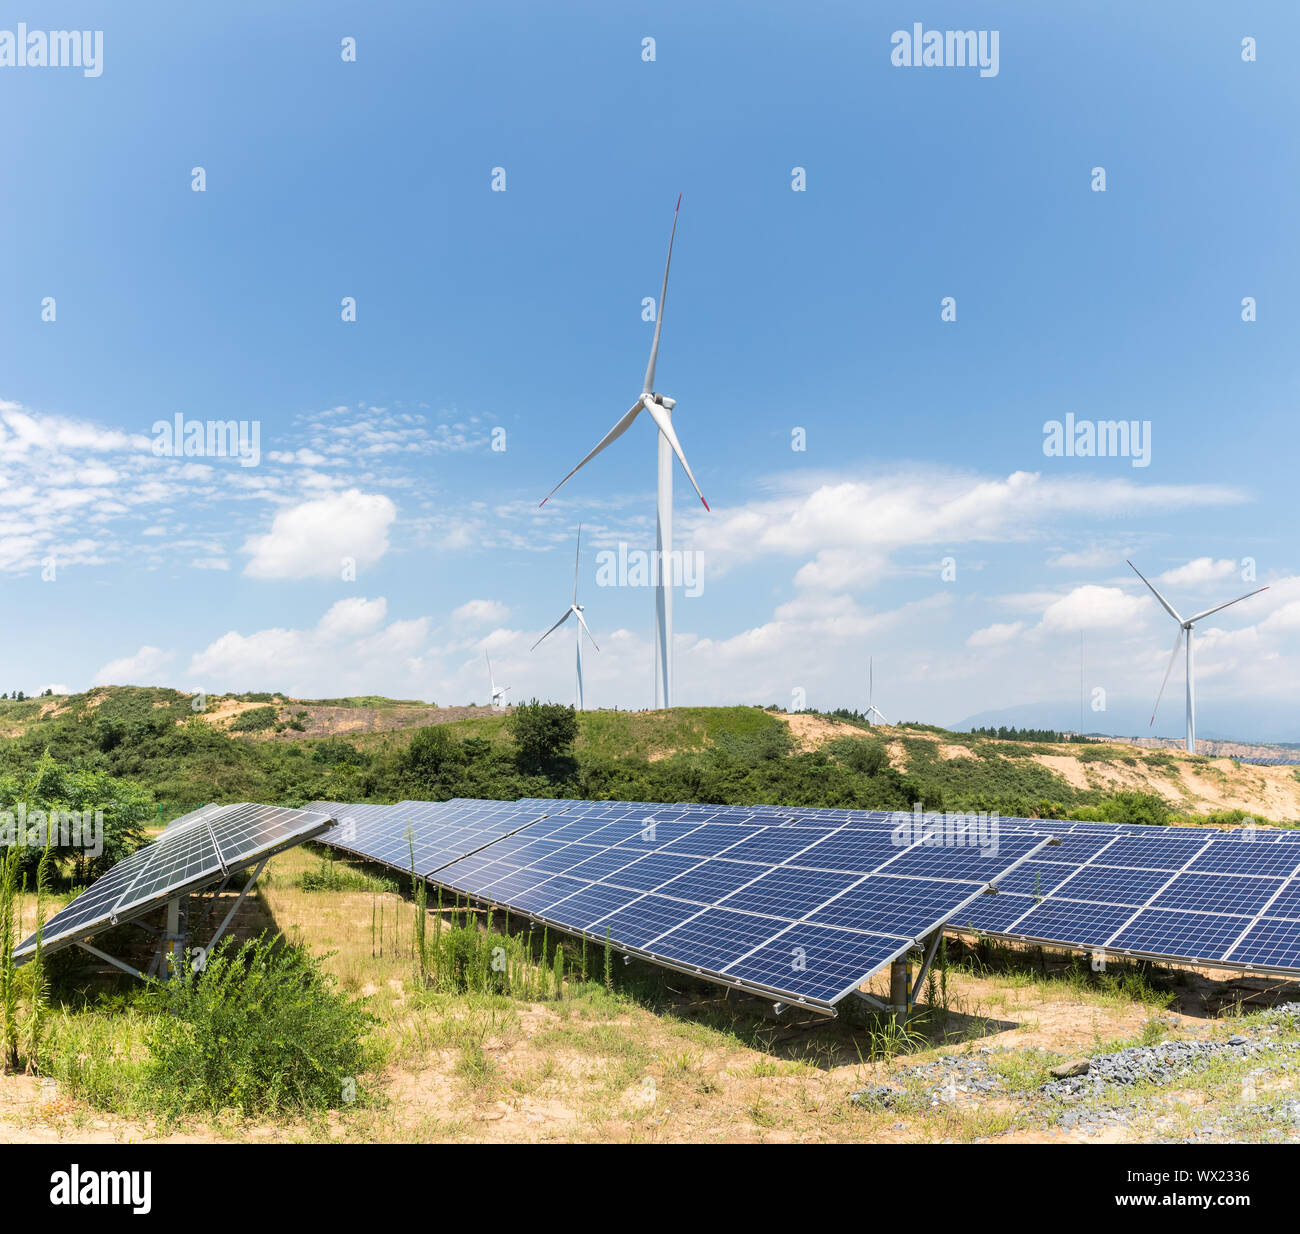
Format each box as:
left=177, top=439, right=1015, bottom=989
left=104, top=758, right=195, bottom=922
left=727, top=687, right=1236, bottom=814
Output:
left=311, top=798, right=565, bottom=877
left=423, top=800, right=1052, bottom=1012
left=16, top=803, right=334, bottom=960
left=315, top=795, right=1300, bottom=989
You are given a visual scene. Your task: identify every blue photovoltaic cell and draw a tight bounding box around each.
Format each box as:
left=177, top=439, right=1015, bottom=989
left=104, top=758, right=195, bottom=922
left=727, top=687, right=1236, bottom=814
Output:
left=1262, top=881, right=1300, bottom=921
left=1086, top=836, right=1204, bottom=872
left=648, top=907, right=780, bottom=969
left=537, top=881, right=641, bottom=930
left=1150, top=873, right=1284, bottom=917
left=808, top=875, right=977, bottom=937
left=990, top=861, right=1078, bottom=898
left=659, top=827, right=756, bottom=858
left=1007, top=899, right=1136, bottom=948
left=657, top=859, right=765, bottom=905
left=718, top=866, right=861, bottom=920
left=724, top=924, right=908, bottom=1005
left=1108, top=908, right=1254, bottom=962
left=605, top=851, right=703, bottom=892
left=872, top=834, right=1048, bottom=880
left=1225, top=919, right=1300, bottom=969
left=1049, top=865, right=1173, bottom=907
left=790, top=833, right=917, bottom=873
left=1187, top=844, right=1300, bottom=879
left=960, top=892, right=1036, bottom=933
left=588, top=894, right=702, bottom=948
left=723, top=827, right=838, bottom=865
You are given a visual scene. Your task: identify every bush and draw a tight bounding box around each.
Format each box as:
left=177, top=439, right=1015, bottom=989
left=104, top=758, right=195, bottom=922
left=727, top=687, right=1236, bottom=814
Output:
left=400, top=725, right=463, bottom=792
left=144, top=935, right=374, bottom=1115
left=509, top=700, right=578, bottom=776
left=230, top=706, right=278, bottom=733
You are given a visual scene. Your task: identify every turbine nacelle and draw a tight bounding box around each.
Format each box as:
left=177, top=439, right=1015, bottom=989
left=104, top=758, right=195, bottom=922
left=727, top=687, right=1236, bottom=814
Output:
left=649, top=393, right=676, bottom=411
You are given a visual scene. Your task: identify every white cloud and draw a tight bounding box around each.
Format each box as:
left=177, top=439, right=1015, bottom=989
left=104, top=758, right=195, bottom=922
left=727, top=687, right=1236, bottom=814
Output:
left=187, top=596, right=430, bottom=694
left=1157, top=557, right=1240, bottom=587
left=93, top=645, right=175, bottom=686
left=693, top=469, right=1243, bottom=588
left=967, top=621, right=1025, bottom=648
left=452, top=598, right=510, bottom=624
left=315, top=596, right=388, bottom=640
left=241, top=489, right=396, bottom=580
left=1039, top=585, right=1149, bottom=633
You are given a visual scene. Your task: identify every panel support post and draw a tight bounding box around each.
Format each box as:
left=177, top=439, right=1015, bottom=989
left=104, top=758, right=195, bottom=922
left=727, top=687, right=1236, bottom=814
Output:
left=889, top=958, right=912, bottom=1018
left=909, top=929, right=944, bottom=1007
left=164, top=896, right=184, bottom=980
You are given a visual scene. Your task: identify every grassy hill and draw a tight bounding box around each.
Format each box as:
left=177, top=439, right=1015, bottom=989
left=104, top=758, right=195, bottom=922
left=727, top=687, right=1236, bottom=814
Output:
left=1, top=687, right=1296, bottom=825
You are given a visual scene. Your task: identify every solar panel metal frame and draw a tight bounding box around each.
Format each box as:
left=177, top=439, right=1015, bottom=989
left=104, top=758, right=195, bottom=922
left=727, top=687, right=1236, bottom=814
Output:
left=15, top=803, right=336, bottom=960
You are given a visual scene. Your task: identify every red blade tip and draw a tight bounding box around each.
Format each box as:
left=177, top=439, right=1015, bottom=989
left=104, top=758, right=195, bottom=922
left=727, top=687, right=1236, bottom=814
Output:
left=701, top=497, right=710, bottom=511
left=676, top=193, right=682, bottom=210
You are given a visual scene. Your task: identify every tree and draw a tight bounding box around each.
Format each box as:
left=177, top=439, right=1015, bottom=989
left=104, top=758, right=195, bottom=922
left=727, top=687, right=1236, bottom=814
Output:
left=400, top=725, right=462, bottom=791
left=509, top=701, right=579, bottom=776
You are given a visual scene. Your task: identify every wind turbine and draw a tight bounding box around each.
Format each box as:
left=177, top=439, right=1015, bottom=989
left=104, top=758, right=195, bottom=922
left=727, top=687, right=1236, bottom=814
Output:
left=539, top=196, right=707, bottom=710
left=1127, top=560, right=1268, bottom=753
left=865, top=656, right=889, bottom=725
left=532, top=525, right=600, bottom=710
left=486, top=654, right=510, bottom=709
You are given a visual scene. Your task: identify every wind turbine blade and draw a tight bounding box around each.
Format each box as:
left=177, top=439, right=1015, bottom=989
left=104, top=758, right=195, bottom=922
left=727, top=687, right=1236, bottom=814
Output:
left=1187, top=585, right=1269, bottom=625
left=574, top=608, right=601, bottom=652
left=644, top=399, right=709, bottom=510
left=530, top=609, right=574, bottom=651
left=573, top=524, right=582, bottom=606
left=1127, top=560, right=1184, bottom=625
left=643, top=195, right=681, bottom=395
left=1149, top=626, right=1185, bottom=726
left=539, top=401, right=644, bottom=507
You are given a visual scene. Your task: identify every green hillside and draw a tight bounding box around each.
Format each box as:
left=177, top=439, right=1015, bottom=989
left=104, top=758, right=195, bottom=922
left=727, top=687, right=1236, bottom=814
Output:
left=1, top=687, right=1289, bottom=829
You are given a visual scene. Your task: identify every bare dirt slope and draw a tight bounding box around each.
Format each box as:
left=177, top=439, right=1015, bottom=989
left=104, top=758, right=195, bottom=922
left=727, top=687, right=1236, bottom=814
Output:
left=770, top=716, right=1300, bottom=821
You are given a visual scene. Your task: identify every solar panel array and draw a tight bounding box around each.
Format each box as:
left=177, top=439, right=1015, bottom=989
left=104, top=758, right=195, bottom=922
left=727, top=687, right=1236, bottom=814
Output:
left=16, top=803, right=335, bottom=959
left=1233, top=756, right=1300, bottom=766
left=315, top=797, right=1051, bottom=1012
left=652, top=801, right=1300, bottom=976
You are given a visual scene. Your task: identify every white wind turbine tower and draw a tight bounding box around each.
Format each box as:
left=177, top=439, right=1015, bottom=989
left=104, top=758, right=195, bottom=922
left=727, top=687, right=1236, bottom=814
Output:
left=540, top=196, right=708, bottom=710
left=1127, top=560, right=1268, bottom=753
left=532, top=525, right=600, bottom=710
left=865, top=656, right=889, bottom=725
left=486, top=654, right=510, bottom=709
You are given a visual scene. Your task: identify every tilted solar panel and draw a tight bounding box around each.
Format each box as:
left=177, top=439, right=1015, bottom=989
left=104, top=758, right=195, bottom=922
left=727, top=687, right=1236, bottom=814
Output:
left=311, top=798, right=565, bottom=876
left=16, top=803, right=334, bottom=960
left=428, top=801, right=1052, bottom=1012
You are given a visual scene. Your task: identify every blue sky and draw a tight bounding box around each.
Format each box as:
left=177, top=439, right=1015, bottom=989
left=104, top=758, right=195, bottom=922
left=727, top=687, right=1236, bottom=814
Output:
left=1, top=2, right=1297, bottom=739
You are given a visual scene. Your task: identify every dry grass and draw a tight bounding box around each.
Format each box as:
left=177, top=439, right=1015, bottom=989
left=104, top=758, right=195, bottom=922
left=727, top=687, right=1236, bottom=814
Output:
left=2, top=845, right=1299, bottom=1144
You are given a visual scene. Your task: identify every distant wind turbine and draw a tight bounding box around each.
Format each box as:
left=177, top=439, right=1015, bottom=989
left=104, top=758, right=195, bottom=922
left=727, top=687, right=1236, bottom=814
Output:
left=539, top=196, right=707, bottom=710
left=865, top=656, right=889, bottom=725
left=486, top=654, right=510, bottom=709
left=532, top=525, right=600, bottom=710
left=1127, top=560, right=1268, bottom=753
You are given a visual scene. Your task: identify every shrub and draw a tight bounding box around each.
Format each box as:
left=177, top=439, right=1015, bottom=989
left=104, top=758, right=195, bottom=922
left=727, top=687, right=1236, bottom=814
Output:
left=509, top=700, right=579, bottom=776
left=144, top=935, right=374, bottom=1115
left=230, top=706, right=278, bottom=733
